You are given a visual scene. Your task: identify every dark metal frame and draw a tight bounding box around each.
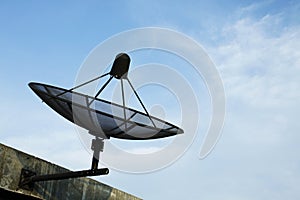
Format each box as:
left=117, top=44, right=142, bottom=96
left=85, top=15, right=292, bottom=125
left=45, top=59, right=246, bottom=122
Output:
left=74, top=73, right=154, bottom=126
left=21, top=70, right=155, bottom=191
left=19, top=134, right=108, bottom=191
left=54, top=71, right=156, bottom=128
left=19, top=168, right=109, bottom=191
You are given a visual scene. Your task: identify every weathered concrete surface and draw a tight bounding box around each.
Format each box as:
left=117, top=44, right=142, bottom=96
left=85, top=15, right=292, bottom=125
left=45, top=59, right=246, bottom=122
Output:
left=0, top=143, right=141, bottom=200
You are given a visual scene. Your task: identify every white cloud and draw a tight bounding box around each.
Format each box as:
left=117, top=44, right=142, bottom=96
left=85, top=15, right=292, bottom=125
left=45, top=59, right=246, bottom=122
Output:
left=212, top=14, right=300, bottom=108
left=125, top=146, right=162, bottom=154
left=237, top=0, right=274, bottom=16
left=202, top=8, right=300, bottom=200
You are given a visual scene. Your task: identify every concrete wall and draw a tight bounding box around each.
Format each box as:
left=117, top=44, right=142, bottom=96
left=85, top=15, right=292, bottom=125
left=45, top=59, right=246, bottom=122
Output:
left=0, top=143, right=141, bottom=200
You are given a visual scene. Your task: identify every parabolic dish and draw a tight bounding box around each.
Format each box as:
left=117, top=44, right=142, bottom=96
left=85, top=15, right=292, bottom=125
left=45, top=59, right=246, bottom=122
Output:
left=29, top=82, right=183, bottom=140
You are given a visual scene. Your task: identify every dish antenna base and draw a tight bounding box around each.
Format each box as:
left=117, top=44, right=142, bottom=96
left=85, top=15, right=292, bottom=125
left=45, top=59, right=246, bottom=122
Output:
left=18, top=136, right=109, bottom=191
left=91, top=137, right=104, bottom=170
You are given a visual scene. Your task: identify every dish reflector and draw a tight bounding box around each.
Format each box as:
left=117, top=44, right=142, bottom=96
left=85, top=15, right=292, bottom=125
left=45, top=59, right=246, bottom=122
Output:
left=29, top=82, right=183, bottom=140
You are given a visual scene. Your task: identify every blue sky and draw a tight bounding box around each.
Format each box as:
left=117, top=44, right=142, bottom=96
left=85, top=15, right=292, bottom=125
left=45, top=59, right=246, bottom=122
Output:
left=1, top=1, right=300, bottom=199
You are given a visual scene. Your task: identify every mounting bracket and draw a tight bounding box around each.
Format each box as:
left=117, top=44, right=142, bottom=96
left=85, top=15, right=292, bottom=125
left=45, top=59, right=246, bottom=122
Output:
left=18, top=137, right=108, bottom=191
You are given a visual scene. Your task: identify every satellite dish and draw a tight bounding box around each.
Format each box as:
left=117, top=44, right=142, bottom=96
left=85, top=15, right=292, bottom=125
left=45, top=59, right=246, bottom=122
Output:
left=21, top=53, right=183, bottom=189
left=29, top=53, right=183, bottom=140
left=29, top=82, right=183, bottom=140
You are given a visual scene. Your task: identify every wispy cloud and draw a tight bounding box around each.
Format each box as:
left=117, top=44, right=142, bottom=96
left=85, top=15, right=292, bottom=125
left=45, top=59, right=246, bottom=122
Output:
left=204, top=5, right=300, bottom=199
left=212, top=11, right=300, bottom=107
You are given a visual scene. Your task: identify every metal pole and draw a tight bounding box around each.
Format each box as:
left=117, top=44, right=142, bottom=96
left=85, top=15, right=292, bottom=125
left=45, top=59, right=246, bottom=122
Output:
left=88, top=76, right=113, bottom=106
left=55, top=72, right=110, bottom=98
left=120, top=79, right=128, bottom=131
left=126, top=78, right=156, bottom=128
left=91, top=138, right=104, bottom=170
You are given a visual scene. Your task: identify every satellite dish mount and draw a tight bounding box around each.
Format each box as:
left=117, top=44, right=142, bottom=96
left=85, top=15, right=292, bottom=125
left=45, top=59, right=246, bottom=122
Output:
left=20, top=53, right=183, bottom=191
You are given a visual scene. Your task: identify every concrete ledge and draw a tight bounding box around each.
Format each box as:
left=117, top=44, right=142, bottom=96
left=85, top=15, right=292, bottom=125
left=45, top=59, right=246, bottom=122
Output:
left=0, top=143, right=141, bottom=200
